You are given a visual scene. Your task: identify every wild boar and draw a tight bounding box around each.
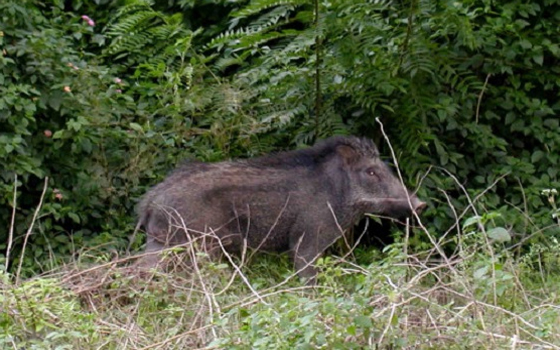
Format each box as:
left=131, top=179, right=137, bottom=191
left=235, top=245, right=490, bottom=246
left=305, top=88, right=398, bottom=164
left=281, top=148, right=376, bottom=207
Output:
left=136, top=136, right=425, bottom=281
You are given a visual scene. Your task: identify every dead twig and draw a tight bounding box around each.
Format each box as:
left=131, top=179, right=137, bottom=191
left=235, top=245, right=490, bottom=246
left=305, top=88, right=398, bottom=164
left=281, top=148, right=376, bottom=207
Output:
left=6, top=174, right=18, bottom=271
left=16, top=177, right=49, bottom=283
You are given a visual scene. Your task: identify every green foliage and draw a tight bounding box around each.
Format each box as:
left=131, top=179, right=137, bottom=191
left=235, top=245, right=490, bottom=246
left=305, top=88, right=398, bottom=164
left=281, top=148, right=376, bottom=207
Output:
left=1, top=0, right=560, bottom=279
left=0, top=0, right=199, bottom=274
left=1, top=1, right=560, bottom=347
left=1, top=0, right=292, bottom=274
left=1, top=1, right=127, bottom=268
left=104, top=0, right=189, bottom=63
left=0, top=272, right=97, bottom=347
left=206, top=0, right=560, bottom=243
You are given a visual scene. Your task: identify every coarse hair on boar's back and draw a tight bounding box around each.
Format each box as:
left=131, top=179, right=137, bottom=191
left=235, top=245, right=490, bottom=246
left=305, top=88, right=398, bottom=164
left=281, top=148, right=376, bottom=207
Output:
left=136, top=135, right=425, bottom=282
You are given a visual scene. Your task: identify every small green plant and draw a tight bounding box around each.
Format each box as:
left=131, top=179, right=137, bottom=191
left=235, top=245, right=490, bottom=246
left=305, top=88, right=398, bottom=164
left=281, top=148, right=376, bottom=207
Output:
left=0, top=271, right=98, bottom=348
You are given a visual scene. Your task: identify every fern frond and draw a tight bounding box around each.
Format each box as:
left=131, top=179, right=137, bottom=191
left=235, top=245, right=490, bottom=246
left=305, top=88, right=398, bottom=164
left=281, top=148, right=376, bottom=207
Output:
left=205, top=27, right=261, bottom=51
left=105, top=11, right=163, bottom=36
left=232, top=0, right=310, bottom=18
left=104, top=1, right=191, bottom=61
left=105, top=0, right=156, bottom=29
left=246, top=5, right=295, bottom=31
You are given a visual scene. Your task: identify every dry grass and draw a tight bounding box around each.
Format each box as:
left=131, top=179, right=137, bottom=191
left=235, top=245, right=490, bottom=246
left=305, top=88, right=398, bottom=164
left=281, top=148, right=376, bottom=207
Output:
left=2, top=226, right=559, bottom=349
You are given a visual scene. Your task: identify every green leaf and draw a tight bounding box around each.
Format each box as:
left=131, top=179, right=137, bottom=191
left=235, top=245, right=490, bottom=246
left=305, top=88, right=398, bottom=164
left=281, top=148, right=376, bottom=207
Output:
left=519, top=39, right=532, bottom=49
left=515, top=19, right=530, bottom=28
left=48, top=94, right=63, bottom=111
left=81, top=138, right=93, bottom=153
left=462, top=216, right=481, bottom=229
left=487, top=227, right=511, bottom=243
left=68, top=212, right=81, bottom=224
left=532, top=54, right=544, bottom=66
left=52, top=130, right=65, bottom=139
left=474, top=266, right=488, bottom=279
left=544, top=118, right=559, bottom=129
left=55, top=235, right=69, bottom=243
left=531, top=150, right=544, bottom=163
left=129, top=122, right=144, bottom=132
left=354, top=315, right=372, bottom=328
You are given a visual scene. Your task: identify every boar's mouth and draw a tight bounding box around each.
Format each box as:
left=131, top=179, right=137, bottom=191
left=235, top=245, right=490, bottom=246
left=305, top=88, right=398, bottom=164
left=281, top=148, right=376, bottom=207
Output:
left=359, top=196, right=426, bottom=219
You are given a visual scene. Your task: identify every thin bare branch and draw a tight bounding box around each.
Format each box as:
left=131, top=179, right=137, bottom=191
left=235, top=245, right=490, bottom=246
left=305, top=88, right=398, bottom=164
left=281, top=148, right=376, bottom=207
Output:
left=16, top=176, right=49, bottom=283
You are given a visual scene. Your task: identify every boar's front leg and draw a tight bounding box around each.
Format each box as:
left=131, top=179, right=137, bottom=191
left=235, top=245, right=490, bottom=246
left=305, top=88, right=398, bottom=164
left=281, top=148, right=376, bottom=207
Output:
left=291, top=226, right=341, bottom=284
left=135, top=235, right=167, bottom=269
left=293, top=247, right=319, bottom=284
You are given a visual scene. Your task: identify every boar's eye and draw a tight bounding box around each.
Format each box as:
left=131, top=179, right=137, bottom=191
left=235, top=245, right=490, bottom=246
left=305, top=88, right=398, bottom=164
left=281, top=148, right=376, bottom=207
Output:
left=365, top=168, right=378, bottom=178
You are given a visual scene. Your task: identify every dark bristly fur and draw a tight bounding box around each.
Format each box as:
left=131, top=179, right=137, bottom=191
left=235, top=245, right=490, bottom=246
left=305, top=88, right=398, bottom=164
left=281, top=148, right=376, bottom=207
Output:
left=136, top=135, right=424, bottom=283
left=242, top=136, right=379, bottom=169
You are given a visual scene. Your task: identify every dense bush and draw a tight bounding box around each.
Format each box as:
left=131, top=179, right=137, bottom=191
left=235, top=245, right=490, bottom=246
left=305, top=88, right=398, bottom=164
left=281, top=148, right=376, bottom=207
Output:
left=1, top=0, right=133, bottom=271
left=207, top=0, right=560, bottom=236
left=0, top=0, right=199, bottom=273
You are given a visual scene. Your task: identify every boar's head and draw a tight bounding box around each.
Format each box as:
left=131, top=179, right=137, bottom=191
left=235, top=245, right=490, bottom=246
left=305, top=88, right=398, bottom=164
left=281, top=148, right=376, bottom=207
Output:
left=334, top=137, right=425, bottom=219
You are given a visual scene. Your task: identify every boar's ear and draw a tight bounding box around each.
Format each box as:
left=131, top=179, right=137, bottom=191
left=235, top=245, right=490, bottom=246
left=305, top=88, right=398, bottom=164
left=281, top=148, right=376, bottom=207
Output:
left=336, top=145, right=361, bottom=167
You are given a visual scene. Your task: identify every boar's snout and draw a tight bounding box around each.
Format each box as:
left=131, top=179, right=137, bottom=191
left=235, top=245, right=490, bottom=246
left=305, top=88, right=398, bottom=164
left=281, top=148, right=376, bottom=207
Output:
left=410, top=195, right=426, bottom=214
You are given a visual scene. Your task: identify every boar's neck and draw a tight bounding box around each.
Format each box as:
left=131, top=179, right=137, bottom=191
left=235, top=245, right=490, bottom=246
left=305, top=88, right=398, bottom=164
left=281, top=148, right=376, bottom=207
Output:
left=313, top=164, right=360, bottom=231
